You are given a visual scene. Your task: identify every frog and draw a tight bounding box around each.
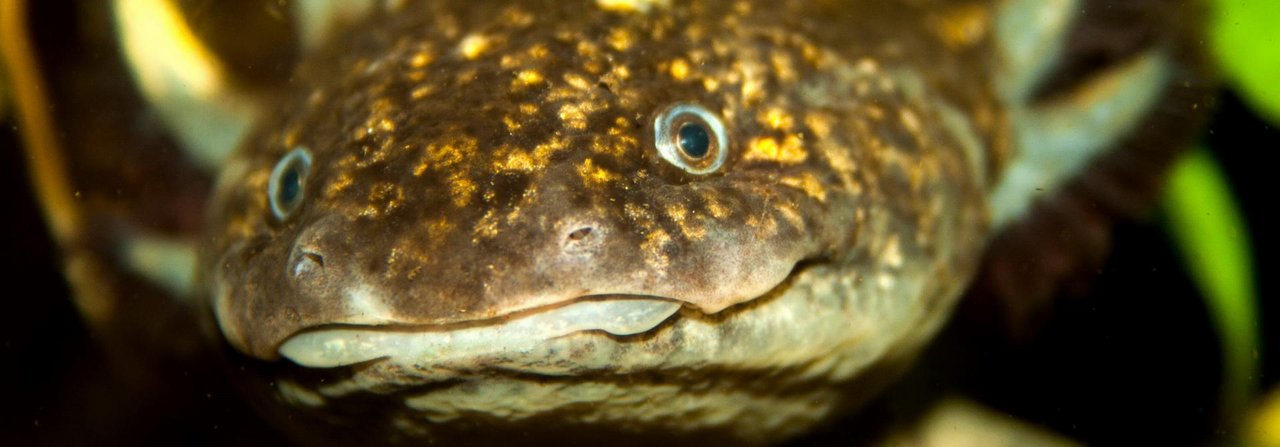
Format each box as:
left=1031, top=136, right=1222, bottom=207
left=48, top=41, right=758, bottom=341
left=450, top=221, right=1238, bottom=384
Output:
left=1, top=0, right=1211, bottom=444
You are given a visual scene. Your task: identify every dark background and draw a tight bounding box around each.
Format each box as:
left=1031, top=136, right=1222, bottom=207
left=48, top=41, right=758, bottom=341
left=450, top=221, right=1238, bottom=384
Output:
left=1, top=6, right=1275, bottom=447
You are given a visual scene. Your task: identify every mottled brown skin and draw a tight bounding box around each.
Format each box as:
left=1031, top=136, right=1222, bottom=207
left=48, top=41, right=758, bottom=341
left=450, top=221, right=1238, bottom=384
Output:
left=201, top=0, right=994, bottom=442
left=206, top=0, right=993, bottom=359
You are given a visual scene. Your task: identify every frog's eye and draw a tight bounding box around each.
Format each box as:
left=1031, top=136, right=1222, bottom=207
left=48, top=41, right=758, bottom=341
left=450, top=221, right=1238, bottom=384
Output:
left=654, top=103, right=729, bottom=175
left=268, top=147, right=313, bottom=221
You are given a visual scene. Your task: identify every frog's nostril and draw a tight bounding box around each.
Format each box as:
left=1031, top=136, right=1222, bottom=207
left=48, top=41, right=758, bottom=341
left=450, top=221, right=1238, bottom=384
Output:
left=291, top=251, right=325, bottom=278
left=566, top=227, right=593, bottom=242
left=562, top=225, right=604, bottom=256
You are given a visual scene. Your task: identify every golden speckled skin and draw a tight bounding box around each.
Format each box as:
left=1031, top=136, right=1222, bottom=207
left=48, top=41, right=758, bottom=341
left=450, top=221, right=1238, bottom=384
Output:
left=203, top=0, right=996, bottom=442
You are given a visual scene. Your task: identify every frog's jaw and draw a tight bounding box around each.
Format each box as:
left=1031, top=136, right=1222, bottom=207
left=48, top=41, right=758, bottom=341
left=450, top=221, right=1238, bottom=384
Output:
left=278, top=297, right=681, bottom=368
left=263, top=260, right=965, bottom=444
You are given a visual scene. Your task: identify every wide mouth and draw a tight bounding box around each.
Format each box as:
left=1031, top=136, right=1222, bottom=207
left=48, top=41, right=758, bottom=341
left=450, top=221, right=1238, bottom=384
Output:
left=278, top=296, right=683, bottom=368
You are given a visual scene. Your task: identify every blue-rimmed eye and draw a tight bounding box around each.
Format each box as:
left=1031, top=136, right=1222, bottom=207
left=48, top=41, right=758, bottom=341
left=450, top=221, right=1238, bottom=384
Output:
left=268, top=147, right=313, bottom=220
left=653, top=103, right=729, bottom=175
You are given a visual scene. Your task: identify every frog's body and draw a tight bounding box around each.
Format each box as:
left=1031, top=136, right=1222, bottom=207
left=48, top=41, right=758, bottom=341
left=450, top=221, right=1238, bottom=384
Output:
left=2, top=0, right=1210, bottom=444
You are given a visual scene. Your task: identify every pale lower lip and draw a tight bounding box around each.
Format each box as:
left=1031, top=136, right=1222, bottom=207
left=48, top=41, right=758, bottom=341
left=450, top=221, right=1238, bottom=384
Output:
left=278, top=298, right=682, bottom=368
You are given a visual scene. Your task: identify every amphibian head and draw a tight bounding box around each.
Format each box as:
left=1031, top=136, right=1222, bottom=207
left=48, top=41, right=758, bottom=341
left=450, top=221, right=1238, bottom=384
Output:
left=201, top=0, right=986, bottom=441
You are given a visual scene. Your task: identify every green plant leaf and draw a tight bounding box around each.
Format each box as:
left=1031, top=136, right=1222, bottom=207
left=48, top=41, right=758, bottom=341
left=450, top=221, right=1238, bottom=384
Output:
left=1164, top=148, right=1258, bottom=428
left=1212, top=0, right=1280, bottom=123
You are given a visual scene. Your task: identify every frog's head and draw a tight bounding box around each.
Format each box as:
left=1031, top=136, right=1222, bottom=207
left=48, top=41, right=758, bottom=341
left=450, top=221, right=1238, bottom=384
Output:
left=200, top=4, right=983, bottom=423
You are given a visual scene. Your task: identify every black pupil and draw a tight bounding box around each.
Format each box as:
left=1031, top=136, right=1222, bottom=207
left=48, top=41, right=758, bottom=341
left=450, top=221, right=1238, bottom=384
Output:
left=677, top=122, right=711, bottom=159
left=279, top=165, right=301, bottom=204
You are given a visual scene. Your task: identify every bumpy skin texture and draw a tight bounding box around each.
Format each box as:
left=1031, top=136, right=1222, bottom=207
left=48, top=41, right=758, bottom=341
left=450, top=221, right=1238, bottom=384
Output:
left=202, top=0, right=994, bottom=443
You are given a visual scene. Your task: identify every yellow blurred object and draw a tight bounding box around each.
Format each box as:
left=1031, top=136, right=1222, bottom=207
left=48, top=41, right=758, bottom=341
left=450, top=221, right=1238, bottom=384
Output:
left=880, top=398, right=1080, bottom=447
left=0, top=55, right=7, bottom=116
left=113, top=0, right=256, bottom=169
left=1248, top=388, right=1280, bottom=447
